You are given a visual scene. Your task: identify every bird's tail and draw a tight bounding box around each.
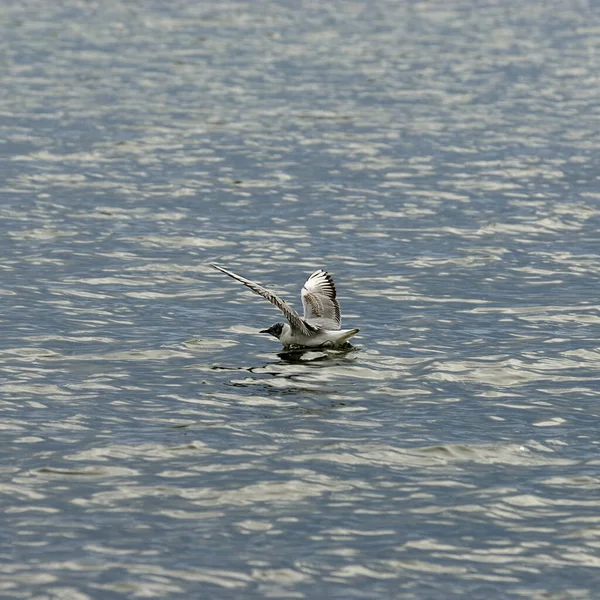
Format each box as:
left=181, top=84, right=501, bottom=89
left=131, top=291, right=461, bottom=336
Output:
left=337, top=328, right=360, bottom=344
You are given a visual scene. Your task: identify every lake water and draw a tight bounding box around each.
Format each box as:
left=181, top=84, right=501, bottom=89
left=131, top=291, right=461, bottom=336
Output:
left=2, top=0, right=600, bottom=598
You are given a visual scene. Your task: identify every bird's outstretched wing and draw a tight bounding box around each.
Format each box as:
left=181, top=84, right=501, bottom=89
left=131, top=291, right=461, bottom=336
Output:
left=301, top=269, right=341, bottom=329
left=211, top=264, right=318, bottom=336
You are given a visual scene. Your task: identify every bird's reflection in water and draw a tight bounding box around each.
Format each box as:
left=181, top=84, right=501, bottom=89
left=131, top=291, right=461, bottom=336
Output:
left=276, top=343, right=358, bottom=364
left=206, top=345, right=361, bottom=412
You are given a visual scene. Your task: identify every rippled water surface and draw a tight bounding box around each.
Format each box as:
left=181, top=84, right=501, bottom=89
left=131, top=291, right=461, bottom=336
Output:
left=3, top=0, right=600, bottom=598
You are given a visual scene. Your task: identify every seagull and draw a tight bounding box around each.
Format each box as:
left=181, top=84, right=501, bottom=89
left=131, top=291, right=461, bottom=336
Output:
left=211, top=264, right=359, bottom=348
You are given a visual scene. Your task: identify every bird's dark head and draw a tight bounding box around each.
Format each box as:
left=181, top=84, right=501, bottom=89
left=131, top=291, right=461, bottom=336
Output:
left=260, top=323, right=284, bottom=339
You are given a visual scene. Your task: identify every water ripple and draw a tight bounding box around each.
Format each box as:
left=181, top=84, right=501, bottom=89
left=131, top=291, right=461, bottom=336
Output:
left=2, top=0, right=600, bottom=598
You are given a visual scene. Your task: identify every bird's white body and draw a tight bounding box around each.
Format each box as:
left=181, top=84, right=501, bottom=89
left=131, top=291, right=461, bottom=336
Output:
left=279, top=323, right=359, bottom=349
left=211, top=264, right=359, bottom=349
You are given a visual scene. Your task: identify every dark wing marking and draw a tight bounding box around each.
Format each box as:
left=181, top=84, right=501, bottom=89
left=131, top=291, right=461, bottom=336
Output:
left=211, top=264, right=318, bottom=336
left=301, top=269, right=341, bottom=328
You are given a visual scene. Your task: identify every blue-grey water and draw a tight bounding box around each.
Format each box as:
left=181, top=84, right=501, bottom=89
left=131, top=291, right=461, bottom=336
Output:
left=2, top=0, right=600, bottom=598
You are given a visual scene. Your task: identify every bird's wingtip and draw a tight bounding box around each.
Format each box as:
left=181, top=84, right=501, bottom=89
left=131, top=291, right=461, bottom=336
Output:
left=211, top=264, right=231, bottom=276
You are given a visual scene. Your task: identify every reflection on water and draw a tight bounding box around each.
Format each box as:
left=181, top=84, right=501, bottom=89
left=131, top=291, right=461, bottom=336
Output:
left=277, top=345, right=359, bottom=363
left=2, top=0, right=600, bottom=598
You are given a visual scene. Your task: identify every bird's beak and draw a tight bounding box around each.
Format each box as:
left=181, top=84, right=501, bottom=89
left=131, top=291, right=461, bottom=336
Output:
left=259, top=329, right=270, bottom=334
